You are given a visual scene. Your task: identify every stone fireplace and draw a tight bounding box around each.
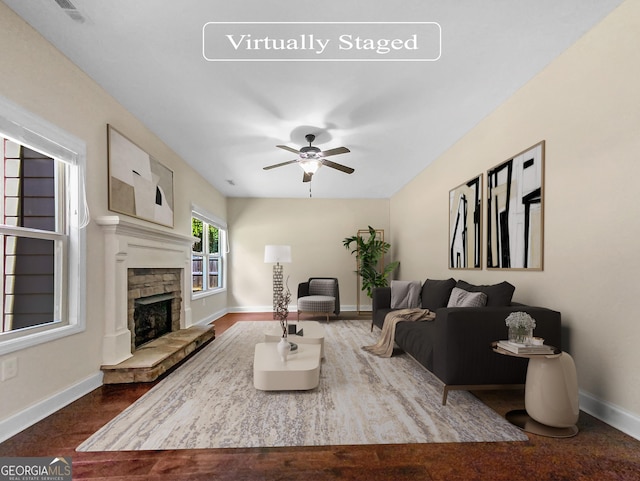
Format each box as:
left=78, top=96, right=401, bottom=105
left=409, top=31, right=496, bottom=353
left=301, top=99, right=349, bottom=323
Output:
left=97, top=216, right=195, bottom=366
left=128, top=268, right=182, bottom=350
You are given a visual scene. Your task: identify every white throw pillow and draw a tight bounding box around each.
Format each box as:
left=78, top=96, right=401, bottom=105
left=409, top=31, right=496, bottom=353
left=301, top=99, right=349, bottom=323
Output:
left=447, top=287, right=488, bottom=308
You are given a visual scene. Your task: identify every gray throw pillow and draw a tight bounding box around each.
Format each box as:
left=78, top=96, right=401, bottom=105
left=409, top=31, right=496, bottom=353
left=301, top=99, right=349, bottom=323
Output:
left=455, top=280, right=515, bottom=307
left=447, top=287, right=488, bottom=308
left=390, top=280, right=421, bottom=309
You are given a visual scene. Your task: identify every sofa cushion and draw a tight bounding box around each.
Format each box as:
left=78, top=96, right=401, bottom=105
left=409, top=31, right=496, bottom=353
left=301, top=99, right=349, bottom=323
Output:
left=447, top=287, right=488, bottom=308
left=456, top=280, right=515, bottom=306
left=421, top=278, right=457, bottom=310
left=298, top=295, right=335, bottom=313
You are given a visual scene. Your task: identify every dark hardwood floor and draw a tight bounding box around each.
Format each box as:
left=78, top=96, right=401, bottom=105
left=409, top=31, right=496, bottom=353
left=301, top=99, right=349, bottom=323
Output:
left=1, top=312, right=639, bottom=480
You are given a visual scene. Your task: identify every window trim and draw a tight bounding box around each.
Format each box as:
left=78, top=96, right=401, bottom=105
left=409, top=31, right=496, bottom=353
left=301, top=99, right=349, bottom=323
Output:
left=191, top=204, right=227, bottom=299
left=0, top=94, right=87, bottom=355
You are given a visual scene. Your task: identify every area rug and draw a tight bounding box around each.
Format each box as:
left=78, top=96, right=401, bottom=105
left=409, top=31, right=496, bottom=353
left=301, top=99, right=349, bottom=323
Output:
left=77, top=320, right=527, bottom=451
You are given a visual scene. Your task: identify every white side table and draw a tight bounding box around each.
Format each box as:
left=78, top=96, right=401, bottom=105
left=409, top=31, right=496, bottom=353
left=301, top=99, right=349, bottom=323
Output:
left=493, top=343, right=579, bottom=438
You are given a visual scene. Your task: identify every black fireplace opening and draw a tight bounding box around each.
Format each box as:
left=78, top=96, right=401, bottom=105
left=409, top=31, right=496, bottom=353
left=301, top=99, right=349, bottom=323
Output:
left=134, top=295, right=173, bottom=348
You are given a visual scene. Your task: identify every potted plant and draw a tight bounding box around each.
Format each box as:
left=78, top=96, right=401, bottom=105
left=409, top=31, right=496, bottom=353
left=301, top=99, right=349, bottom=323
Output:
left=343, top=226, right=399, bottom=298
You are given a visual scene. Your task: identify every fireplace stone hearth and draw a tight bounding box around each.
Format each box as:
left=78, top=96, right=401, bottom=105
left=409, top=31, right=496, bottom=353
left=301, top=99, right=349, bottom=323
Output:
left=101, top=324, right=215, bottom=383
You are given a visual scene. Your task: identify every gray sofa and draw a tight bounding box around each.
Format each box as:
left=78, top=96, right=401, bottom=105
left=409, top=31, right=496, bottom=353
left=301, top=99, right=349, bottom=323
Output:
left=372, top=278, right=562, bottom=404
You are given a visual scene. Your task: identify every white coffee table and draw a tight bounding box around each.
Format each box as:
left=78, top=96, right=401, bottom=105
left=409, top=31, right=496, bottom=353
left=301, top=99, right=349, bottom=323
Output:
left=253, top=342, right=321, bottom=391
left=264, top=321, right=326, bottom=357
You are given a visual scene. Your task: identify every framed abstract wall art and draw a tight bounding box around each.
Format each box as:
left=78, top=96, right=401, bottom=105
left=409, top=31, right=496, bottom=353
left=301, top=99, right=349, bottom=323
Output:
left=449, top=174, right=482, bottom=269
left=486, top=141, right=544, bottom=270
left=107, top=125, right=174, bottom=227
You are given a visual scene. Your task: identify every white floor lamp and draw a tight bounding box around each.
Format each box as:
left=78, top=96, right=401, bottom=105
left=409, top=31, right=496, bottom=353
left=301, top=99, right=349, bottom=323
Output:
left=264, top=245, right=292, bottom=318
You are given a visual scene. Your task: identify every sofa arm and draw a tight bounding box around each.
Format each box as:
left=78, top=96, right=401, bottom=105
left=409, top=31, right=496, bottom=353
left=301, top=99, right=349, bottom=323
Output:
left=372, top=287, right=391, bottom=311
left=432, top=305, right=562, bottom=386
left=371, top=287, right=392, bottom=329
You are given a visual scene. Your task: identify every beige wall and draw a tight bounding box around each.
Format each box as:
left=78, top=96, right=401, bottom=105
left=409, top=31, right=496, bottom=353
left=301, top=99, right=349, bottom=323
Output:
left=227, top=198, right=390, bottom=311
left=0, top=4, right=226, bottom=423
left=391, top=0, right=640, bottom=421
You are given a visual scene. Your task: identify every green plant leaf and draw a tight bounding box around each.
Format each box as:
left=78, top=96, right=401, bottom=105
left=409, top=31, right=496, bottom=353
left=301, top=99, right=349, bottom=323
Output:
left=343, top=226, right=399, bottom=298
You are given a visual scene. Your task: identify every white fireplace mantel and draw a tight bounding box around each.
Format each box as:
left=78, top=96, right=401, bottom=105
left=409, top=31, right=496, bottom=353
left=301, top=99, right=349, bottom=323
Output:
left=96, top=216, right=196, bottom=365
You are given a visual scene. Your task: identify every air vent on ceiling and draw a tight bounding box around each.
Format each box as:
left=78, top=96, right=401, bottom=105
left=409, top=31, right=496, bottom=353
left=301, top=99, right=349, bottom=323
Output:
left=54, top=0, right=76, bottom=9
left=53, top=0, right=87, bottom=23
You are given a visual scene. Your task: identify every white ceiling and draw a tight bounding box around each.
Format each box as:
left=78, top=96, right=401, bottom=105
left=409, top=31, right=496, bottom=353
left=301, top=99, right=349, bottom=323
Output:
left=3, top=0, right=623, bottom=198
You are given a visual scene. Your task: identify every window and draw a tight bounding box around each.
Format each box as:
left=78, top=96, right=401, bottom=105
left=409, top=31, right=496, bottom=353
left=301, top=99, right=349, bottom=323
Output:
left=1, top=140, right=61, bottom=332
left=192, top=207, right=226, bottom=295
left=0, top=95, right=87, bottom=355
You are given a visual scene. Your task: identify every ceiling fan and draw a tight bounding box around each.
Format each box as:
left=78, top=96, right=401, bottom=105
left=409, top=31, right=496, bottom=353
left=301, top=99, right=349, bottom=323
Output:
left=263, top=134, right=354, bottom=182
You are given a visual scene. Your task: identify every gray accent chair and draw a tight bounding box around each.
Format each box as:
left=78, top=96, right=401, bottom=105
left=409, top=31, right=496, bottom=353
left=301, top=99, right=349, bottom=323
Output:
left=297, top=277, right=340, bottom=321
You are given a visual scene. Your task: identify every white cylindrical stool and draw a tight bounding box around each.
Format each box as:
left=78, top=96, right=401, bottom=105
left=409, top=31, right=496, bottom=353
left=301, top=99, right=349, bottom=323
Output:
left=506, top=351, right=579, bottom=438
left=526, top=352, right=579, bottom=428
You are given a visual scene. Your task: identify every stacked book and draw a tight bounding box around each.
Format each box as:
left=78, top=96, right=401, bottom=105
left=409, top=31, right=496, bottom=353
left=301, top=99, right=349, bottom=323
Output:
left=497, top=340, right=555, bottom=355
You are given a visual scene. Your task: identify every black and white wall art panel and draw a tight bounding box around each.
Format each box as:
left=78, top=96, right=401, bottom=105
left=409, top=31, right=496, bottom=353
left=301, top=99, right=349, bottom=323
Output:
left=449, top=174, right=482, bottom=269
left=486, top=141, right=544, bottom=270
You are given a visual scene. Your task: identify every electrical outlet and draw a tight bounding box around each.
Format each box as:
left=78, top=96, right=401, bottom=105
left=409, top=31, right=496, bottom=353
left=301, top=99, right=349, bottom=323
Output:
left=1, top=357, right=18, bottom=381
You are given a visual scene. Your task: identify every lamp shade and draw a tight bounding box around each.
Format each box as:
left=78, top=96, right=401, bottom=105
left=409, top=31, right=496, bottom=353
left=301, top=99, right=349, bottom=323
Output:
left=264, top=245, right=292, bottom=263
left=299, top=159, right=321, bottom=174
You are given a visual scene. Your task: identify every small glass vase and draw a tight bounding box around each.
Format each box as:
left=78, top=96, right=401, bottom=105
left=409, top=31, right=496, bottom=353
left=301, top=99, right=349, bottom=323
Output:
left=277, top=336, right=291, bottom=362
left=509, top=326, right=533, bottom=345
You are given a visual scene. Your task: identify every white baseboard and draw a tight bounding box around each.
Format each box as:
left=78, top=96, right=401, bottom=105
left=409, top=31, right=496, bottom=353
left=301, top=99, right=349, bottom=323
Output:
left=0, top=371, right=103, bottom=444
left=227, top=305, right=273, bottom=313
left=579, top=390, right=640, bottom=441
left=343, top=304, right=370, bottom=313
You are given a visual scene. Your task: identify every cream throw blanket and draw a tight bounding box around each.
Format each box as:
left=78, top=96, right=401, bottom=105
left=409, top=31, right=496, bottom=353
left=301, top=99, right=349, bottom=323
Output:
left=363, top=308, right=435, bottom=358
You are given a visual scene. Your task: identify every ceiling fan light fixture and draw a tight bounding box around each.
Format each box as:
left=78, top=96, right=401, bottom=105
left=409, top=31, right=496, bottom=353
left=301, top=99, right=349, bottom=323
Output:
left=299, top=159, right=321, bottom=174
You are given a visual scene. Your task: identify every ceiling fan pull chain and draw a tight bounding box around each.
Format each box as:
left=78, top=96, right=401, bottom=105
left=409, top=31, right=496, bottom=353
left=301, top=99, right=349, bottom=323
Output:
left=309, top=183, right=312, bottom=198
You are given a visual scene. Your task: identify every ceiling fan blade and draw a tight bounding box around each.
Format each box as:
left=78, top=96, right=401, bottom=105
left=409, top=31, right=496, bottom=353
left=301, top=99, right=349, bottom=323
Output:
left=302, top=172, right=313, bottom=183
left=322, top=159, right=355, bottom=174
left=320, top=146, right=350, bottom=157
left=263, top=159, right=298, bottom=170
left=276, top=144, right=300, bottom=154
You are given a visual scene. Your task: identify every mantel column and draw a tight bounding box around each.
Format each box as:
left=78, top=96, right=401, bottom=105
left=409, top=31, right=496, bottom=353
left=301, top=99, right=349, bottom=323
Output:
left=101, top=227, right=133, bottom=365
